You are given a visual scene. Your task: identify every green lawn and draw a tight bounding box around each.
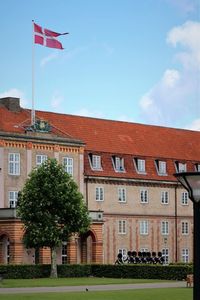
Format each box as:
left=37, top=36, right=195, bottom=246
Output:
left=0, top=277, right=170, bottom=288
left=0, top=288, right=192, bottom=300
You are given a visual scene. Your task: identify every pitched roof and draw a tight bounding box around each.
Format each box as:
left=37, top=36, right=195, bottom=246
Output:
left=0, top=100, right=200, bottom=161
left=36, top=110, right=200, bottom=162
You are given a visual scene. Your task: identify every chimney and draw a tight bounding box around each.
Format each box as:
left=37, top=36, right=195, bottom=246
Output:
left=0, top=97, right=21, bottom=112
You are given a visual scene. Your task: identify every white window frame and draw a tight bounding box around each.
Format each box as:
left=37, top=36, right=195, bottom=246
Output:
left=161, top=221, right=169, bottom=235
left=181, top=192, right=189, bottom=205
left=118, top=187, right=126, bottom=203
left=63, top=157, right=73, bottom=176
left=36, top=154, right=47, bottom=166
left=158, top=161, right=167, bottom=175
left=61, top=241, right=67, bottom=264
left=182, top=248, right=189, bottom=263
left=91, top=155, right=102, bottom=170
left=162, top=248, right=169, bottom=264
left=113, top=156, right=125, bottom=172
left=161, top=191, right=169, bottom=204
left=140, top=247, right=148, bottom=253
left=8, top=191, right=18, bottom=208
left=118, top=248, right=127, bottom=260
left=118, top=220, right=126, bottom=234
left=196, top=164, right=200, bottom=172
left=8, top=153, right=20, bottom=175
left=178, top=162, right=187, bottom=173
left=181, top=221, right=189, bottom=235
left=135, top=158, right=146, bottom=173
left=140, top=189, right=148, bottom=203
left=139, top=220, right=148, bottom=235
left=95, top=187, right=104, bottom=201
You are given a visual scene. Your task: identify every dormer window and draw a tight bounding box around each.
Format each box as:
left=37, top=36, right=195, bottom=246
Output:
left=112, top=156, right=125, bottom=172
left=175, top=161, right=187, bottom=173
left=195, top=163, right=200, bottom=172
left=155, top=160, right=167, bottom=175
left=89, top=154, right=102, bottom=170
left=134, top=158, right=146, bottom=174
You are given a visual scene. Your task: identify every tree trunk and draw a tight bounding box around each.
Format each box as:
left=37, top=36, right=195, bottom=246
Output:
left=50, top=246, right=58, bottom=278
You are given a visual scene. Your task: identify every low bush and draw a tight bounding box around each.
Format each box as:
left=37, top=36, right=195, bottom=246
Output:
left=0, top=263, right=193, bottom=280
left=91, top=264, right=193, bottom=280
left=0, top=264, right=51, bottom=279
left=58, top=264, right=91, bottom=277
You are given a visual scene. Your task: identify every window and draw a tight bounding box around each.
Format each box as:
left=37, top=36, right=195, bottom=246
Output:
left=36, top=155, right=47, bottom=166
left=8, top=191, right=18, bottom=208
left=175, top=162, right=187, bottom=173
left=63, top=157, right=73, bottom=175
left=161, top=191, right=169, bottom=204
left=140, top=220, right=148, bottom=235
left=118, top=248, right=127, bottom=260
left=158, top=161, right=167, bottom=175
left=118, top=187, right=126, bottom=203
left=95, top=187, right=104, bottom=201
left=155, top=160, right=167, bottom=175
left=140, top=248, right=148, bottom=253
left=162, top=248, right=169, bottom=264
left=91, top=155, right=102, bottom=170
left=61, top=242, right=67, bottom=264
left=118, top=220, right=126, bottom=234
left=135, top=158, right=146, bottom=173
left=112, top=156, right=125, bottom=172
left=140, top=190, right=148, bottom=203
left=182, top=221, right=189, bottom=235
left=195, top=163, right=200, bottom=172
left=161, top=221, right=169, bottom=235
left=8, top=153, right=20, bottom=175
left=181, top=192, right=188, bottom=205
left=182, top=248, right=189, bottom=263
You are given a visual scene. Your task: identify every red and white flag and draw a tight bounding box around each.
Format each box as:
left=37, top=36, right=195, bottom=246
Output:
left=34, top=22, right=68, bottom=50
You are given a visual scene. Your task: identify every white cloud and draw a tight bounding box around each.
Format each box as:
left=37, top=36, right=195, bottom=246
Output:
left=73, top=108, right=104, bottom=119
left=186, top=119, right=200, bottom=131
left=50, top=93, right=64, bottom=112
left=166, top=0, right=197, bottom=15
left=64, top=45, right=90, bottom=61
left=161, top=69, right=180, bottom=88
left=40, top=53, right=58, bottom=67
left=0, top=88, right=29, bottom=107
left=117, top=115, right=135, bottom=123
left=139, top=21, right=200, bottom=128
left=167, top=21, right=200, bottom=69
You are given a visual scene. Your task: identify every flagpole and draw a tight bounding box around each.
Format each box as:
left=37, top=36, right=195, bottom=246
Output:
left=31, top=20, right=35, bottom=126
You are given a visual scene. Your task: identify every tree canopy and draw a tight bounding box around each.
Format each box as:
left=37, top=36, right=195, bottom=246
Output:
left=17, top=158, right=91, bottom=277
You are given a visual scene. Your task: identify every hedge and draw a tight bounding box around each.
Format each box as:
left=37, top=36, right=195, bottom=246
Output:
left=91, top=264, right=193, bottom=281
left=0, top=263, right=193, bottom=280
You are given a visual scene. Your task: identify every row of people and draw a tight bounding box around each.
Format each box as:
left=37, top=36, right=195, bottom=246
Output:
left=115, top=251, right=165, bottom=265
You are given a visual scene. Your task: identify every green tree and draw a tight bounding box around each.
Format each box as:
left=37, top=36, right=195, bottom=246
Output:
left=17, top=158, right=91, bottom=278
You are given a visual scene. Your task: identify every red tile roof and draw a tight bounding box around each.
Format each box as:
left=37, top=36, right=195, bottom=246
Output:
left=0, top=105, right=200, bottom=160
left=0, top=101, right=200, bottom=181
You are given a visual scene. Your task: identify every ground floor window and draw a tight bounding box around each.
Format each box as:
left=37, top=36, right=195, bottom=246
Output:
left=182, top=248, right=189, bottom=263
left=0, top=235, right=10, bottom=264
left=7, top=239, right=10, bottom=264
left=118, top=248, right=127, bottom=260
left=62, top=242, right=68, bottom=264
left=162, top=248, right=169, bottom=264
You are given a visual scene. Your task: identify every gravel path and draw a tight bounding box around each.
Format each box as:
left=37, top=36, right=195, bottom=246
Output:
left=0, top=281, right=187, bottom=294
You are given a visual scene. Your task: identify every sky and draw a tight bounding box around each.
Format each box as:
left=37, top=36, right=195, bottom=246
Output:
left=0, top=0, right=200, bottom=130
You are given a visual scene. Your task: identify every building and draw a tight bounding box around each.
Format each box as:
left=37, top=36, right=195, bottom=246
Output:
left=0, top=96, right=199, bottom=265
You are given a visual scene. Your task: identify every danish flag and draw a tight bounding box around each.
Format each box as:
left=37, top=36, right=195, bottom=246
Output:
left=33, top=22, right=69, bottom=50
